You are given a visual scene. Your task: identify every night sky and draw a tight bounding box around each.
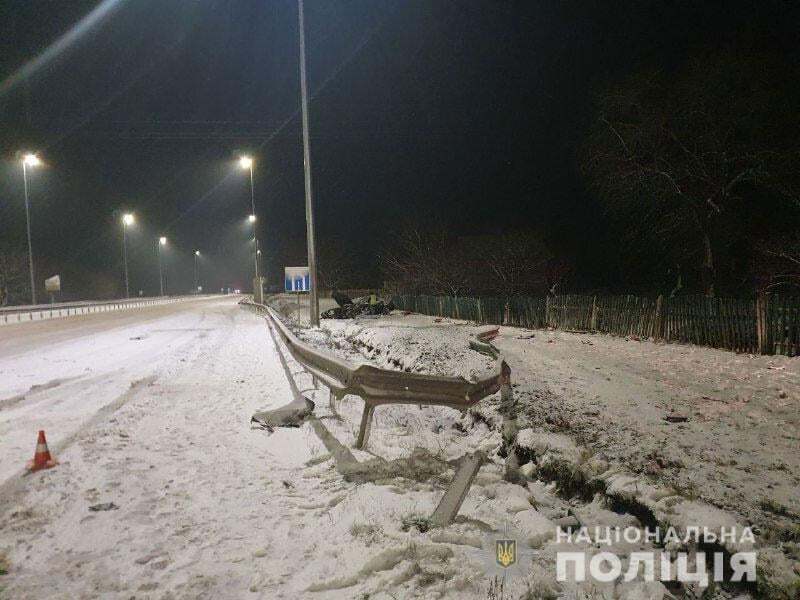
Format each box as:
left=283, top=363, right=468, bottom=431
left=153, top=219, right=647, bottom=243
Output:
left=1, top=0, right=796, bottom=298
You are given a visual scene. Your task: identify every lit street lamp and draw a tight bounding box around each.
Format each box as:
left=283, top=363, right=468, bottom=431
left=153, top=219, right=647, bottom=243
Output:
left=157, top=236, right=167, bottom=296
left=194, top=250, right=200, bottom=292
left=121, top=213, right=135, bottom=298
left=239, top=155, right=260, bottom=288
left=21, top=153, right=41, bottom=304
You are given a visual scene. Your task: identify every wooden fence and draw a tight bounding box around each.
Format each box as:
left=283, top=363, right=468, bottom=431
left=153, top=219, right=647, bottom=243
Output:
left=391, top=293, right=800, bottom=356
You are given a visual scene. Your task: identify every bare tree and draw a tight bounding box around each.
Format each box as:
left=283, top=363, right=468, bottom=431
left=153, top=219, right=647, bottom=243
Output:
left=582, top=48, right=800, bottom=296
left=754, top=235, right=800, bottom=293
left=381, top=224, right=474, bottom=296
left=0, top=252, right=29, bottom=306
left=382, top=223, right=569, bottom=298
left=479, top=231, right=555, bottom=297
left=316, top=235, right=358, bottom=290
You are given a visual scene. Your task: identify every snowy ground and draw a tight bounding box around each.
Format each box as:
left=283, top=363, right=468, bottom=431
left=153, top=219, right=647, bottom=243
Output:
left=0, top=295, right=569, bottom=599
left=492, top=326, right=800, bottom=541
left=2, top=294, right=797, bottom=599
left=284, top=299, right=799, bottom=543
left=271, top=294, right=800, bottom=597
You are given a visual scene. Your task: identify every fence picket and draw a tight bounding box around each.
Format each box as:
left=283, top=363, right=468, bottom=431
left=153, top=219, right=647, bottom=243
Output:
left=390, top=292, right=800, bottom=356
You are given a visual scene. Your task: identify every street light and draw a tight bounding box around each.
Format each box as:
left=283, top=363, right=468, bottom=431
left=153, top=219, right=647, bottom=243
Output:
left=194, top=250, right=200, bottom=293
left=121, top=213, right=134, bottom=298
left=239, top=155, right=260, bottom=289
left=157, top=236, right=167, bottom=296
left=20, top=153, right=41, bottom=304
left=297, top=0, right=320, bottom=325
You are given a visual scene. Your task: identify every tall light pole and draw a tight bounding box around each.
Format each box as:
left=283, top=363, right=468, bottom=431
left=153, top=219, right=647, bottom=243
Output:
left=194, top=250, right=200, bottom=293
left=157, top=236, right=167, bottom=296
left=122, top=213, right=135, bottom=298
left=21, top=153, right=41, bottom=305
left=240, top=156, right=260, bottom=287
left=297, top=0, right=320, bottom=326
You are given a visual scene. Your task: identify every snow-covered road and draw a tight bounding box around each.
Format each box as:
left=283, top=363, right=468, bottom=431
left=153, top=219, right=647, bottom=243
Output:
left=0, top=296, right=333, bottom=598
left=1, top=296, right=249, bottom=486
left=1, top=295, right=555, bottom=600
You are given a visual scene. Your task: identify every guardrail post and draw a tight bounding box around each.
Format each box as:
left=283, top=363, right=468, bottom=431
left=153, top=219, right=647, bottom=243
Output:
left=499, top=361, right=519, bottom=482
left=430, top=450, right=485, bottom=528
left=355, top=402, right=375, bottom=449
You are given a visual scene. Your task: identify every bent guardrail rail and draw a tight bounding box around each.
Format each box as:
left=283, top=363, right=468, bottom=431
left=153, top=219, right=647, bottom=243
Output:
left=243, top=298, right=515, bottom=526
left=256, top=302, right=508, bottom=449
left=0, top=295, right=221, bottom=326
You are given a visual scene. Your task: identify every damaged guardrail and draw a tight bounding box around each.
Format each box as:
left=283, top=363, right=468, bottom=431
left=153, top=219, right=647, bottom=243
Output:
left=243, top=299, right=517, bottom=526
left=258, top=302, right=507, bottom=449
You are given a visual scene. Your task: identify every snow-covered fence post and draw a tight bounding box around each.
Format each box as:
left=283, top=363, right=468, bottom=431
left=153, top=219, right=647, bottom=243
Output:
left=545, top=295, right=551, bottom=327
left=653, top=294, right=664, bottom=340
left=756, top=291, right=769, bottom=354
left=498, top=361, right=519, bottom=482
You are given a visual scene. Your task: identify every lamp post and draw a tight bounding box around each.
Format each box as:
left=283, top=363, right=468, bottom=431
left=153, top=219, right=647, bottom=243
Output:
left=239, top=156, right=260, bottom=286
left=121, top=213, right=135, bottom=298
left=21, top=153, right=41, bottom=304
left=194, top=250, right=200, bottom=293
left=157, top=237, right=167, bottom=296
left=297, top=0, right=320, bottom=326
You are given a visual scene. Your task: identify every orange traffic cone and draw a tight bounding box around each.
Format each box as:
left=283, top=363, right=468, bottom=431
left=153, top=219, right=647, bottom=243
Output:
left=28, top=430, right=57, bottom=472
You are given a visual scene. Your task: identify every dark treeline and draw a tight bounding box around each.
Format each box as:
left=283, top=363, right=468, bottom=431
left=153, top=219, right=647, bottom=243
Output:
left=382, top=42, right=800, bottom=299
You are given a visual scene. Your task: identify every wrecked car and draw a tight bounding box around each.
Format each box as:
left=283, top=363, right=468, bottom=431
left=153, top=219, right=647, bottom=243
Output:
left=320, top=291, right=395, bottom=319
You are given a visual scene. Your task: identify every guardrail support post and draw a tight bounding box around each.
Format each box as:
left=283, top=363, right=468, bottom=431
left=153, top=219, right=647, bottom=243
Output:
left=430, top=450, right=485, bottom=528
left=499, top=361, right=519, bottom=482
left=355, top=402, right=375, bottom=449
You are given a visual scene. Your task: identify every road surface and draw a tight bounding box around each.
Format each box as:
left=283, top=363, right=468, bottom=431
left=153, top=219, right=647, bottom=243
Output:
left=0, top=296, right=336, bottom=598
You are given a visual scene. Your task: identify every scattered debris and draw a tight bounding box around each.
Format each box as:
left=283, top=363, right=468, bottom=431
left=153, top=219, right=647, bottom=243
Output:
left=663, top=414, right=689, bottom=423
left=88, top=502, right=119, bottom=512
left=251, top=398, right=315, bottom=430
left=475, top=327, right=499, bottom=342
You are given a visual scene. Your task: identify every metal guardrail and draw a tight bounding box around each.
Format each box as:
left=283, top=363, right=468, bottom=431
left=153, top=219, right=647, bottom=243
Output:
left=243, top=298, right=515, bottom=527
left=254, top=301, right=508, bottom=449
left=0, top=295, right=219, bottom=326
